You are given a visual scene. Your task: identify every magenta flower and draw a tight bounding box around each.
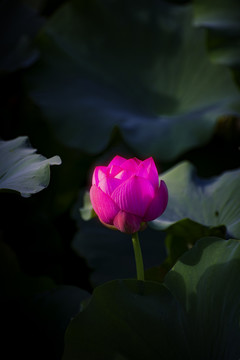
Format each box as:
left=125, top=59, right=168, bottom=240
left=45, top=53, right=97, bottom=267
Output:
left=90, top=155, right=168, bottom=234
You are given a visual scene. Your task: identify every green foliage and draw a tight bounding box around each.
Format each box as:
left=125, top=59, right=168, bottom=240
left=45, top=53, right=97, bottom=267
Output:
left=152, top=161, right=240, bottom=238
left=146, top=218, right=226, bottom=281
left=0, top=136, right=61, bottom=197
left=193, top=0, right=240, bottom=88
left=26, top=0, right=240, bottom=161
left=63, top=237, right=240, bottom=360
left=193, top=0, right=240, bottom=32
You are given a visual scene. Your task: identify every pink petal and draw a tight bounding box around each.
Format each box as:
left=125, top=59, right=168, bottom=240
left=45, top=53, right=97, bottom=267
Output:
left=92, top=166, right=108, bottom=186
left=108, top=155, right=126, bottom=167
left=111, top=175, right=155, bottom=217
left=114, top=169, right=133, bottom=181
left=98, top=176, right=122, bottom=196
left=113, top=210, right=142, bottom=234
left=132, top=157, right=142, bottom=165
left=143, top=180, right=168, bottom=221
left=120, top=158, right=140, bottom=173
left=136, top=157, right=159, bottom=190
left=108, top=165, right=123, bottom=177
left=90, top=185, right=120, bottom=225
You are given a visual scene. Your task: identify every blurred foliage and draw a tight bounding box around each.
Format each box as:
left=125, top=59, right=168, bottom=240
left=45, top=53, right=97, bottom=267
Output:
left=193, top=0, right=240, bottom=90
left=25, top=0, right=239, bottom=161
left=0, top=0, right=240, bottom=358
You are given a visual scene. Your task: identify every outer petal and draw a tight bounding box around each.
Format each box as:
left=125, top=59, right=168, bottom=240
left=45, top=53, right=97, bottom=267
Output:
left=113, top=210, right=142, bottom=234
left=136, top=157, right=159, bottom=190
left=143, top=180, right=168, bottom=221
left=111, top=175, right=155, bottom=217
left=90, top=185, right=120, bottom=225
left=108, top=155, right=126, bottom=168
left=92, top=166, right=108, bottom=186
left=98, top=176, right=122, bottom=196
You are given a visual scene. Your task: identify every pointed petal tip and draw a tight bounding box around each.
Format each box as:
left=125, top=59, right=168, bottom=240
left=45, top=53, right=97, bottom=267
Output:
left=108, top=155, right=126, bottom=168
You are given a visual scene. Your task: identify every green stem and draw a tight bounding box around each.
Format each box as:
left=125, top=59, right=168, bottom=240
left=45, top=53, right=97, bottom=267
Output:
left=132, top=232, right=144, bottom=281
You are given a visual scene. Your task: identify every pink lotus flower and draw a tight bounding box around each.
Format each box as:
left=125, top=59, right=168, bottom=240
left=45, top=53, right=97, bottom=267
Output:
left=90, top=155, right=168, bottom=234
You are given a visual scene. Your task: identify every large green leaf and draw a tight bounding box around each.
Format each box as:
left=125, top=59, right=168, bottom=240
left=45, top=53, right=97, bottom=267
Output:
left=63, top=279, right=186, bottom=360
left=0, top=136, right=61, bottom=197
left=63, top=237, right=240, bottom=359
left=27, top=0, right=240, bottom=161
left=152, top=161, right=240, bottom=238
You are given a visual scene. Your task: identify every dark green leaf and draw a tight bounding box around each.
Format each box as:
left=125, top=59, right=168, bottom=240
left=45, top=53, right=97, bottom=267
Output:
left=206, top=30, right=240, bottom=67
left=63, top=279, right=186, bottom=360
left=193, top=0, right=240, bottom=75
left=146, top=218, right=226, bottom=282
left=165, top=237, right=240, bottom=358
left=193, top=0, right=240, bottom=32
left=27, top=0, right=240, bottom=160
